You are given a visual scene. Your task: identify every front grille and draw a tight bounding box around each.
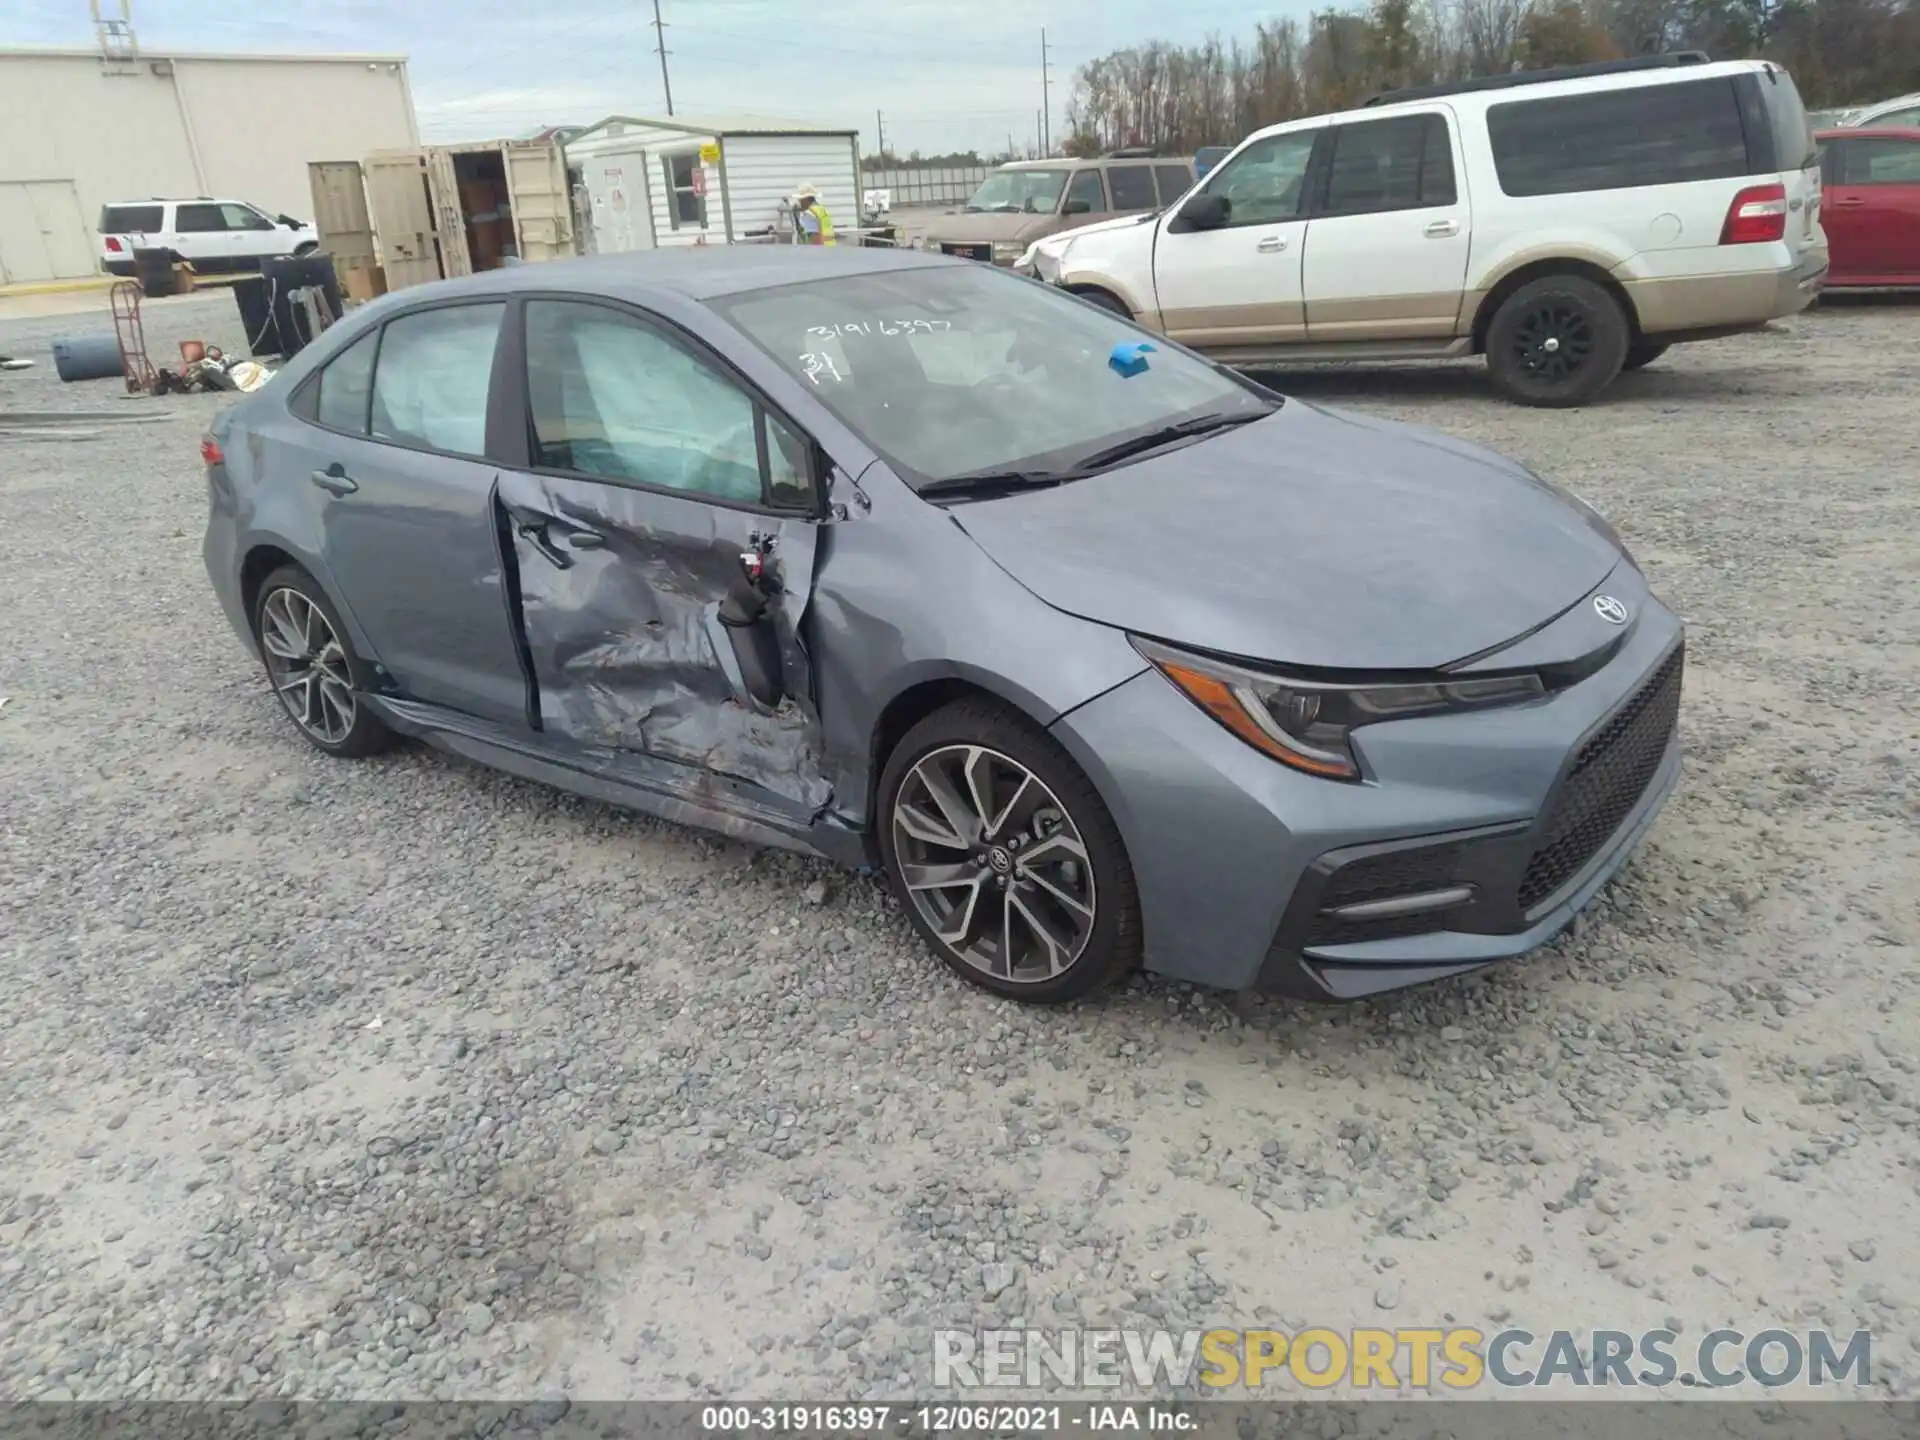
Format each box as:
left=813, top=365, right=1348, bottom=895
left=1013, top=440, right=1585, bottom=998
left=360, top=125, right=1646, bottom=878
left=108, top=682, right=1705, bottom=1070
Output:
left=1305, top=842, right=1467, bottom=946
left=1517, top=644, right=1683, bottom=913
left=939, top=243, right=992, bottom=262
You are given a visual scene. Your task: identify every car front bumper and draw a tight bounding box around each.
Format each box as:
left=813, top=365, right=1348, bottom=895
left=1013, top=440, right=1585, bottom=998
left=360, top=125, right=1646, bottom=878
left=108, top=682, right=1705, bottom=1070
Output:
left=1047, top=565, right=1685, bottom=997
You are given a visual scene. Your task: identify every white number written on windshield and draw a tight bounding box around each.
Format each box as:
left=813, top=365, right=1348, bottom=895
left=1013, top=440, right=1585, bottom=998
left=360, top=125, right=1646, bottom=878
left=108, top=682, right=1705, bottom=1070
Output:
left=806, top=320, right=953, bottom=338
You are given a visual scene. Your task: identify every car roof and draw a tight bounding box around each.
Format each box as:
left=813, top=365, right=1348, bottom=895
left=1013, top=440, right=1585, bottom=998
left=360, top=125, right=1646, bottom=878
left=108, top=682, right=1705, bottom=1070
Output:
left=374, top=245, right=967, bottom=307
left=1243, top=56, right=1774, bottom=136
left=996, top=156, right=1194, bottom=172
left=1856, top=91, right=1920, bottom=116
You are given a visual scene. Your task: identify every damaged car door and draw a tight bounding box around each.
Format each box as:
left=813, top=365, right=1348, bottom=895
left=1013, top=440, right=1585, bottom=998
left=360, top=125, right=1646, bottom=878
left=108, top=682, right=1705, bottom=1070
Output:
left=496, top=296, right=832, bottom=832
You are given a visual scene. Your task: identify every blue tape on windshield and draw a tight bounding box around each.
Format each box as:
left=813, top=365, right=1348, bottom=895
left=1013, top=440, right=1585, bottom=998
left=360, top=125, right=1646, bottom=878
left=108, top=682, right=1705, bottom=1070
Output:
left=1109, top=340, right=1156, bottom=377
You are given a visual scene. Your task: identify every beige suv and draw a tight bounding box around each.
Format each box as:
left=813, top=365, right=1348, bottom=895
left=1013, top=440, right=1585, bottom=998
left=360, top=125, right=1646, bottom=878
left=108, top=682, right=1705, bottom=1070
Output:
left=922, top=151, right=1196, bottom=267
left=1021, top=54, right=1828, bottom=406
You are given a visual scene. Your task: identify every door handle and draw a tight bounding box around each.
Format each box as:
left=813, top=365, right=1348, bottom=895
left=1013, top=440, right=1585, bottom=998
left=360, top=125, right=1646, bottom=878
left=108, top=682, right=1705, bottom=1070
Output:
left=563, top=528, right=605, bottom=550
left=1423, top=218, right=1461, bottom=238
left=310, top=464, right=357, bottom=496
left=1828, top=197, right=1865, bottom=209
left=514, top=518, right=573, bottom=570
left=1256, top=236, right=1288, bottom=253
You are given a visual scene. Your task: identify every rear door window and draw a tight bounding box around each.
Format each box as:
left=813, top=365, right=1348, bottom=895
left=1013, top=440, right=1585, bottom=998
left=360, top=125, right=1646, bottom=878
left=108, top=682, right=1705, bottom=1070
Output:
left=1153, top=164, right=1194, bottom=205
left=1487, top=77, right=1753, bottom=196
left=100, top=204, right=163, bottom=233
left=1320, top=114, right=1456, bottom=214
left=174, top=203, right=228, bottom=232
left=369, top=303, right=505, bottom=457
left=1107, top=165, right=1158, bottom=210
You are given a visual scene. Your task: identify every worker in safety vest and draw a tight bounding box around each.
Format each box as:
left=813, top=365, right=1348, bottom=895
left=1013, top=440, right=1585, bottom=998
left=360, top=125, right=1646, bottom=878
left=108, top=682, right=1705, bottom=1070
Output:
left=793, top=184, right=836, bottom=246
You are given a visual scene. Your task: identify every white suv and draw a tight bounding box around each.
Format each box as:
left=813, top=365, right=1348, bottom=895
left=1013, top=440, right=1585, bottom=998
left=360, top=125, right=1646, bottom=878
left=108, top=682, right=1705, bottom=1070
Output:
left=100, top=198, right=318, bottom=277
left=1020, top=53, right=1828, bottom=406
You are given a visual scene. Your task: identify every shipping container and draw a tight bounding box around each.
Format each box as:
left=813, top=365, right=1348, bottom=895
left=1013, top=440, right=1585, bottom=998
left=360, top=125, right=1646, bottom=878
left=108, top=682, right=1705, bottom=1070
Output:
left=307, top=138, right=574, bottom=293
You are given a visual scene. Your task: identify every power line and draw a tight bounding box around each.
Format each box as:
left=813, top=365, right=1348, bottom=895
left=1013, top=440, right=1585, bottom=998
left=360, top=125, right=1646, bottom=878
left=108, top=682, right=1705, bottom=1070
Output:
left=649, top=0, right=674, bottom=116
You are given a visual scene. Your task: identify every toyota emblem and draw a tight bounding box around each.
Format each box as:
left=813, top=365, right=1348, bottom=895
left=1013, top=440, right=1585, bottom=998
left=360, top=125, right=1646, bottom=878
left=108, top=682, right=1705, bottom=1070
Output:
left=1592, top=594, right=1629, bottom=625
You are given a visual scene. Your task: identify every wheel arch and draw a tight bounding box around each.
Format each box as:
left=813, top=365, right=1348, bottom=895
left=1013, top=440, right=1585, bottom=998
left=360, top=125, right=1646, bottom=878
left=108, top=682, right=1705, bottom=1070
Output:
left=1469, top=257, right=1643, bottom=354
left=1062, top=282, right=1134, bottom=318
left=867, top=670, right=1051, bottom=822
left=237, top=538, right=375, bottom=663
left=858, top=659, right=1143, bottom=854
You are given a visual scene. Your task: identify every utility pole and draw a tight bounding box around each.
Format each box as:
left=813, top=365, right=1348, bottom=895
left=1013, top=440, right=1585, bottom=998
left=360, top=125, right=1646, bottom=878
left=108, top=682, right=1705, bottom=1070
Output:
left=876, top=109, right=886, bottom=158
left=649, top=0, right=674, bottom=116
left=1039, top=28, right=1052, bottom=155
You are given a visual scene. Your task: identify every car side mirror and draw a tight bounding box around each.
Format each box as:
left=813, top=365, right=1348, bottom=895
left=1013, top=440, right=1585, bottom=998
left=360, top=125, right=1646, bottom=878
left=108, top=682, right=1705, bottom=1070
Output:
left=1062, top=198, right=1092, bottom=215
left=1169, top=192, right=1230, bottom=233
left=276, top=214, right=301, bottom=228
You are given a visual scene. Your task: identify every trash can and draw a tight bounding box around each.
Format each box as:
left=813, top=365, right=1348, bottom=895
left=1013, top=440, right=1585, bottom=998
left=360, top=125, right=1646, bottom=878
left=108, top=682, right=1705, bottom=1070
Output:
left=51, top=334, right=127, bottom=383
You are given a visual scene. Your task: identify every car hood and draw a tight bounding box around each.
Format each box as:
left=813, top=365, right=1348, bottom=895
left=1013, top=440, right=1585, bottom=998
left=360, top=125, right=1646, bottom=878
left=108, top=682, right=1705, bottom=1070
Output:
left=924, top=211, right=1054, bottom=244
left=947, top=402, right=1625, bottom=671
left=1037, top=211, right=1156, bottom=254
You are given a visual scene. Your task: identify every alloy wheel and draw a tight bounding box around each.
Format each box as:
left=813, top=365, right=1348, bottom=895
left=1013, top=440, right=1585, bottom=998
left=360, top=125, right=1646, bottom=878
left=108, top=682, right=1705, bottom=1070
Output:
left=892, top=744, right=1098, bottom=984
left=259, top=587, right=357, bottom=745
left=1509, top=301, right=1595, bottom=385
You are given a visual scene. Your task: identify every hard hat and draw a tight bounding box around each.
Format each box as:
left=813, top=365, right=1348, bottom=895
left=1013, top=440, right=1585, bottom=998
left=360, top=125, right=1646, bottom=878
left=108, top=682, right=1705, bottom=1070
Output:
left=795, top=183, right=820, bottom=201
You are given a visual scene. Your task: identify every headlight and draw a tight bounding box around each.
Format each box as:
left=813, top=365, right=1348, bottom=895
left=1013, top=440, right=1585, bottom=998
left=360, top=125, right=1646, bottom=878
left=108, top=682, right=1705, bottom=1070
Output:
left=1132, top=637, right=1545, bottom=780
left=992, top=241, right=1023, bottom=263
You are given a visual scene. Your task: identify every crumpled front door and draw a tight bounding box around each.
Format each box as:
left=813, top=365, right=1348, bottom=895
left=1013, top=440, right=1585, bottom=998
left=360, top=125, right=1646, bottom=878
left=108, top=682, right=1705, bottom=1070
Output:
left=494, top=469, right=832, bottom=823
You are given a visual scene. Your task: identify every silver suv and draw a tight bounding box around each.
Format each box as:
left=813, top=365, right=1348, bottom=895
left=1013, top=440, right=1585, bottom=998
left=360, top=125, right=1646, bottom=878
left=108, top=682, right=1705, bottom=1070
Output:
left=922, top=151, right=1196, bottom=266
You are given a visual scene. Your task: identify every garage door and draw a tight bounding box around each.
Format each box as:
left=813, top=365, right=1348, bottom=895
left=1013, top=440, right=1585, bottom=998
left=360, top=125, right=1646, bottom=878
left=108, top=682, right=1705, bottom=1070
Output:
left=0, top=180, right=96, bottom=285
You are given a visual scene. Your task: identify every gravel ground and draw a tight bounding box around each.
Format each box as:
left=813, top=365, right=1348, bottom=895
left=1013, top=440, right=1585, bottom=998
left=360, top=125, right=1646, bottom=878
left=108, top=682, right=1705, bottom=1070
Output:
left=2, top=290, right=1917, bottom=1406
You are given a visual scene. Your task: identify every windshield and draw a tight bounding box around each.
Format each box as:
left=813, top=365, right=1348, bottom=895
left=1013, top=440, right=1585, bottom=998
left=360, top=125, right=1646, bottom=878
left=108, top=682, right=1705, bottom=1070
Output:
left=964, top=169, right=1069, bottom=214
left=713, top=265, right=1274, bottom=490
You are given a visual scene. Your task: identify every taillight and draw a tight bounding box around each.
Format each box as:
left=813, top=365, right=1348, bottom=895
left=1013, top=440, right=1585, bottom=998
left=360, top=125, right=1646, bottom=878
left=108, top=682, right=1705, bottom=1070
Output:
left=1720, top=184, right=1788, bottom=245
left=105, top=236, right=124, bottom=253
left=200, top=435, right=224, bottom=467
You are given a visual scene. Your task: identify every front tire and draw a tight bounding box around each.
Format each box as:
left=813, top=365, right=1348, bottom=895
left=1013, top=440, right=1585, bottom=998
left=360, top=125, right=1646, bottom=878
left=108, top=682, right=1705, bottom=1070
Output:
left=253, top=565, right=395, bottom=759
left=878, top=698, right=1141, bottom=1003
left=1621, top=340, right=1669, bottom=371
left=1485, top=275, right=1629, bottom=408
left=1070, top=287, right=1132, bottom=320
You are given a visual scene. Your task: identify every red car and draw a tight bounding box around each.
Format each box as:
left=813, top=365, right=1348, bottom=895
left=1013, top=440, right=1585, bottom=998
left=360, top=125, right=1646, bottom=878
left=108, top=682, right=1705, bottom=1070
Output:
left=1816, top=126, right=1920, bottom=288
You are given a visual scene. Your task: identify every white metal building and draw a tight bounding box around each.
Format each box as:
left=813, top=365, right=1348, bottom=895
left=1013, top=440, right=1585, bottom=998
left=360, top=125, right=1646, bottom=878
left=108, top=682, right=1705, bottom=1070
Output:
left=0, top=45, right=419, bottom=284
left=566, top=115, right=860, bottom=253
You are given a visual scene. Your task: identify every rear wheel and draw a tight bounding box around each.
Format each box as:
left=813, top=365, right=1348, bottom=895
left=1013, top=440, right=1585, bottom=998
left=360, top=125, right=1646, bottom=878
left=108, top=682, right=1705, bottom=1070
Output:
left=1485, top=275, right=1629, bottom=408
left=253, top=565, right=395, bottom=759
left=1621, top=340, right=1670, bottom=372
left=878, top=698, right=1141, bottom=1003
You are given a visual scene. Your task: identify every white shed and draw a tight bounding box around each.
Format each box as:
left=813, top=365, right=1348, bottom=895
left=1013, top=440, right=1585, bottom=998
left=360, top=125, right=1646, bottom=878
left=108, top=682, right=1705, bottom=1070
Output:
left=565, top=114, right=860, bottom=253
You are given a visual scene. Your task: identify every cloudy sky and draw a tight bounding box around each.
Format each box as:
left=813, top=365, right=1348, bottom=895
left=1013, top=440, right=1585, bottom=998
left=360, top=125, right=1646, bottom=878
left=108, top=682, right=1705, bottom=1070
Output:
left=8, top=0, right=1306, bottom=155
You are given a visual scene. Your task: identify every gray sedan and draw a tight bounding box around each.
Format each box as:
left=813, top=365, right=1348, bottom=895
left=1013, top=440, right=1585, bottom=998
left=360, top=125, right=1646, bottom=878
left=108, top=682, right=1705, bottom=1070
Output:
left=201, top=247, right=1683, bottom=1004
